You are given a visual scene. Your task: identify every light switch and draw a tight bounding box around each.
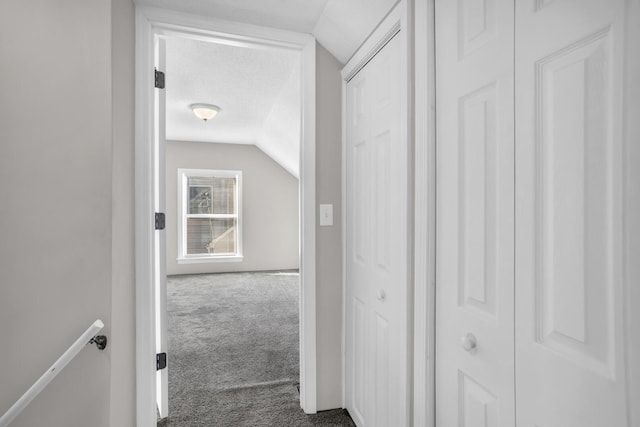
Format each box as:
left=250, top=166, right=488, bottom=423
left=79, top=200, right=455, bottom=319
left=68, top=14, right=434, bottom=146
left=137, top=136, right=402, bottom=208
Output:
left=319, top=204, right=333, bottom=226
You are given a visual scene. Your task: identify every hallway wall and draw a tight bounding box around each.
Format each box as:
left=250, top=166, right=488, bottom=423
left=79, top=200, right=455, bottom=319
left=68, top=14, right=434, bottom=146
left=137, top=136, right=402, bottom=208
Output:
left=0, top=1, right=119, bottom=426
left=110, top=0, right=136, bottom=425
left=315, top=42, right=344, bottom=411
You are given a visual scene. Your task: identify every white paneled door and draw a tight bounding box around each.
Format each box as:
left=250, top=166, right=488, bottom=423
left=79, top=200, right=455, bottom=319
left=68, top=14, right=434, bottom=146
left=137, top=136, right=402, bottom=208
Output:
left=345, top=30, right=408, bottom=427
left=515, top=0, right=631, bottom=425
left=435, top=0, right=635, bottom=425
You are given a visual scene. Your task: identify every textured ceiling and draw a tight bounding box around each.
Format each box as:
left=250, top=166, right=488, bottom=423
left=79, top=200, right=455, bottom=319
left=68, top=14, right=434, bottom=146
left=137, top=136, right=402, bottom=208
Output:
left=165, top=36, right=301, bottom=176
left=166, top=37, right=297, bottom=143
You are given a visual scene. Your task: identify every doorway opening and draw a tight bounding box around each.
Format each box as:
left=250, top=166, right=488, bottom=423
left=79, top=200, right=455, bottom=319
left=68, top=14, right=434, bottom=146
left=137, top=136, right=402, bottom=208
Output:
left=135, top=8, right=317, bottom=426
left=162, top=31, right=303, bottom=417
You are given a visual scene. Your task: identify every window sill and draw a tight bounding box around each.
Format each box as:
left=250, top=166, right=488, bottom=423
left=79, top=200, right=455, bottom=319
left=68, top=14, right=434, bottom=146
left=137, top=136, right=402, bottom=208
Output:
left=177, top=255, right=244, bottom=264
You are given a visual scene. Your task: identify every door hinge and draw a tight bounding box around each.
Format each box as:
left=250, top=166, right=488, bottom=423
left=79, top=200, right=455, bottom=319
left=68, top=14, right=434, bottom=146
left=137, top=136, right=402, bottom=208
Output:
left=156, top=352, right=167, bottom=370
left=155, top=212, right=165, bottom=230
left=155, top=69, right=165, bottom=89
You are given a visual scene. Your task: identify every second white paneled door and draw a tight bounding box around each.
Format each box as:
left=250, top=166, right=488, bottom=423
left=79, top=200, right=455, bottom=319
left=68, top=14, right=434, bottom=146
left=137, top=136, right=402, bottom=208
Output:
left=344, top=14, right=409, bottom=427
left=435, top=0, right=636, bottom=425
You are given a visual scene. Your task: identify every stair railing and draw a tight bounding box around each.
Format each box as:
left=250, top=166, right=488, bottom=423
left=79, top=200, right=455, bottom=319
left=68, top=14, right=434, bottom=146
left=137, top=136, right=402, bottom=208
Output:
left=0, top=319, right=107, bottom=427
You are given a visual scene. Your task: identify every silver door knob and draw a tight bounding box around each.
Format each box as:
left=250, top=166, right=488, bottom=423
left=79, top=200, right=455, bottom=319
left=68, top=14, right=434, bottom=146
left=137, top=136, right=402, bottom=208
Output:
left=377, top=289, right=386, bottom=301
left=461, top=333, right=477, bottom=352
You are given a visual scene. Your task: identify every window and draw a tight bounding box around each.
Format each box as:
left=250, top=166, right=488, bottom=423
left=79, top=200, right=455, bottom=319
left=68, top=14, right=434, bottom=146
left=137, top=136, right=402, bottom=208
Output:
left=177, top=169, right=242, bottom=263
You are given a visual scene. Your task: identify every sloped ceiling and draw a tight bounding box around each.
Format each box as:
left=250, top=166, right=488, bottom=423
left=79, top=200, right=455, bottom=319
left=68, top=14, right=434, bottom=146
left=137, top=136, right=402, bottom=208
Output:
left=312, top=0, right=400, bottom=63
left=137, top=0, right=397, bottom=177
left=165, top=37, right=301, bottom=176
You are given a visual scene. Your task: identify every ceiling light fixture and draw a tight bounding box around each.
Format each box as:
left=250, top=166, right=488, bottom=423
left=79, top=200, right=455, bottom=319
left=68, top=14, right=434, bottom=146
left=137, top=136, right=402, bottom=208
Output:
left=190, top=103, right=221, bottom=122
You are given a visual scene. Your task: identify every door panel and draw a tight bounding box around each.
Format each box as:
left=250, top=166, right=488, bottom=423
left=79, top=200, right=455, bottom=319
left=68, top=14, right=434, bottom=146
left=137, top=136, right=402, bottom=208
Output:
left=435, top=0, right=515, bottom=425
left=537, top=31, right=611, bottom=372
left=345, top=31, right=408, bottom=427
left=458, top=83, right=499, bottom=320
left=459, top=373, right=499, bottom=427
left=514, top=0, right=630, bottom=425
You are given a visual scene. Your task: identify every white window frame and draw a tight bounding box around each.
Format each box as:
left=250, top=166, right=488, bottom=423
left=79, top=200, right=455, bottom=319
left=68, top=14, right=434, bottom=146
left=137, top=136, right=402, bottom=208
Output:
left=177, top=168, right=243, bottom=263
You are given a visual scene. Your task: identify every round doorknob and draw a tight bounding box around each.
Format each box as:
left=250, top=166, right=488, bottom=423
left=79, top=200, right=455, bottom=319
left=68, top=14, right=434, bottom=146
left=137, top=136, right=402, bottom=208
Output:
left=376, top=289, right=386, bottom=301
left=461, top=333, right=477, bottom=352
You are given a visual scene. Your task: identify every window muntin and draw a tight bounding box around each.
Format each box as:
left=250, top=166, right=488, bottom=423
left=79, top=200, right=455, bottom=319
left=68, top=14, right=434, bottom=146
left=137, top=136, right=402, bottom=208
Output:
left=178, top=169, right=242, bottom=261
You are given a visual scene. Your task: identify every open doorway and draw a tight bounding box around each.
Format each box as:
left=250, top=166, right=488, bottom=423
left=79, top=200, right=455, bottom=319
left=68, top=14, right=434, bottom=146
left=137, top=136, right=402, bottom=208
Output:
left=162, top=30, right=304, bottom=419
left=135, top=8, right=318, bottom=426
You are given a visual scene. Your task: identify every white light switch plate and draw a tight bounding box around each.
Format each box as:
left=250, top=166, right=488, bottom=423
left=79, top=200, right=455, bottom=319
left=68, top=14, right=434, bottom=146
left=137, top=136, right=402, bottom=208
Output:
left=319, top=204, right=333, bottom=226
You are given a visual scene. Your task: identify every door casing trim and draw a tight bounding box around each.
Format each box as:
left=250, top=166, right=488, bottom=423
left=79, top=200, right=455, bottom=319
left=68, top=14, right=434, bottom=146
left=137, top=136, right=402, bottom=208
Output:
left=135, top=7, right=317, bottom=426
left=412, top=0, right=437, bottom=426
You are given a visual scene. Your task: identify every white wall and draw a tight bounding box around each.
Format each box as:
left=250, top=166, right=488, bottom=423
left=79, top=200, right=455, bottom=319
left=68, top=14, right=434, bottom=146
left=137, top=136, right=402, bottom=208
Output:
left=165, top=141, right=299, bottom=275
left=0, top=1, right=116, bottom=426
left=110, top=0, right=136, bottom=425
left=314, top=43, right=344, bottom=411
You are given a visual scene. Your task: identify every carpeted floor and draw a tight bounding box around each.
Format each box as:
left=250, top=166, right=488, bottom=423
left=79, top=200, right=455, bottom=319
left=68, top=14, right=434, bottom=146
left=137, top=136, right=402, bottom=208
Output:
left=157, top=272, right=355, bottom=426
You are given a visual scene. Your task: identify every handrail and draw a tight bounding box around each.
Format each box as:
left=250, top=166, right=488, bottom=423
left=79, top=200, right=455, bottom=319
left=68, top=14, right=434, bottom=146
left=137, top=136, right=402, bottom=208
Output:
left=0, top=319, right=107, bottom=427
left=206, top=225, right=236, bottom=253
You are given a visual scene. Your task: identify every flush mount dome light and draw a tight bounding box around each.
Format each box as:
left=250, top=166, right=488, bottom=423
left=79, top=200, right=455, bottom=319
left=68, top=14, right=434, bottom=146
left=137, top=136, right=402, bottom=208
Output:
left=190, top=103, right=221, bottom=122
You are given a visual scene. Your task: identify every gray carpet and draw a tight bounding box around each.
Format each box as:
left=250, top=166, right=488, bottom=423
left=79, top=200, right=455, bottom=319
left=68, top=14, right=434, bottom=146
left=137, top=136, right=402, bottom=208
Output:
left=158, top=272, right=354, bottom=426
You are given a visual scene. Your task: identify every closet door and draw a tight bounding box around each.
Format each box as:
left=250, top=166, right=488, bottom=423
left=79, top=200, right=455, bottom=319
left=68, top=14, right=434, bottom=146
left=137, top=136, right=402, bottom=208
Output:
left=434, top=0, right=515, bottom=425
left=345, top=29, right=408, bottom=427
left=515, top=0, right=632, bottom=425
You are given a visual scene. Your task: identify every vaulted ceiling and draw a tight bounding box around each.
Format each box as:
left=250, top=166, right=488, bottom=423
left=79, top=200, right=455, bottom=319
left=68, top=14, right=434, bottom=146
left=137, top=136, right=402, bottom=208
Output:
left=135, top=0, right=398, bottom=176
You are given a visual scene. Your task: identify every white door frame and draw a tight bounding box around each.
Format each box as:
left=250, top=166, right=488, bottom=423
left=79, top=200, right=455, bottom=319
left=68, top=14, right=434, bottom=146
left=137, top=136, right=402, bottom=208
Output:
left=134, top=7, right=317, bottom=426
left=412, top=0, right=436, bottom=426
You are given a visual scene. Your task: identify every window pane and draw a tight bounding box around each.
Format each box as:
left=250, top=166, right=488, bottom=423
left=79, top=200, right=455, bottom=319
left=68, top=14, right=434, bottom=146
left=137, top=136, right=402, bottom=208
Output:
left=186, top=218, right=237, bottom=255
left=187, top=176, right=236, bottom=215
